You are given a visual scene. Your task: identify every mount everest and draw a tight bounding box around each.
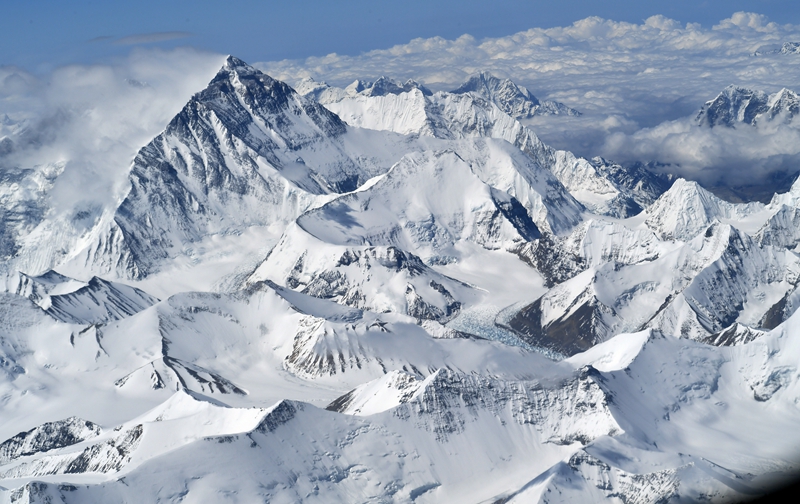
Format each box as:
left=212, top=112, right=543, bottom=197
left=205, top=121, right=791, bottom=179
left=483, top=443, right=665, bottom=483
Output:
left=0, top=56, right=799, bottom=502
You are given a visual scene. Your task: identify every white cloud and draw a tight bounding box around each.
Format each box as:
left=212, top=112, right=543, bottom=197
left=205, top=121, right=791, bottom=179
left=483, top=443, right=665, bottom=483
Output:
left=258, top=11, right=800, bottom=102
left=0, top=48, right=225, bottom=212
left=601, top=117, right=800, bottom=188
left=255, top=12, right=800, bottom=190
left=713, top=12, right=776, bottom=32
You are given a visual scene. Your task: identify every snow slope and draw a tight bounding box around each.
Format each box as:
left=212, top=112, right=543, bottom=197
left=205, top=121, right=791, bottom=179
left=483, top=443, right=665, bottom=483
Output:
left=326, top=84, right=665, bottom=218
left=1, top=56, right=800, bottom=503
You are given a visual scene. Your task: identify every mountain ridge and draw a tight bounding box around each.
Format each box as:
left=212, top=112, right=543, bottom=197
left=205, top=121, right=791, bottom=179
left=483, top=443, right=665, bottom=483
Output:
left=1, top=55, right=800, bottom=503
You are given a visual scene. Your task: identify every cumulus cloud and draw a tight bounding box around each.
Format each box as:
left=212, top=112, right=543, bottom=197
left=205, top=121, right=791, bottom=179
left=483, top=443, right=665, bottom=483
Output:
left=0, top=48, right=225, bottom=213
left=258, top=12, right=799, bottom=98
left=601, top=116, right=800, bottom=189
left=256, top=12, right=800, bottom=191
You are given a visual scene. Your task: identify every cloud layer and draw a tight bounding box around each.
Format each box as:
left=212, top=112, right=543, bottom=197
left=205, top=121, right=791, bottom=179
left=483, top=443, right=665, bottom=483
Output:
left=258, top=12, right=800, bottom=190
left=0, top=48, right=224, bottom=211
left=259, top=12, right=800, bottom=114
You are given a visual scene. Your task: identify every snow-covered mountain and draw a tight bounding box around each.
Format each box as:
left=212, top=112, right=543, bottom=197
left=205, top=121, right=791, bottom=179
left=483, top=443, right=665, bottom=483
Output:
left=2, top=56, right=800, bottom=502
left=15, top=270, right=159, bottom=324
left=507, top=219, right=800, bottom=355
left=295, top=72, right=576, bottom=119
left=71, top=56, right=388, bottom=280
left=644, top=178, right=766, bottom=241
left=450, top=71, right=580, bottom=118
left=322, top=82, right=663, bottom=217
left=295, top=76, right=432, bottom=105
left=781, top=41, right=800, bottom=54
left=754, top=41, right=800, bottom=56
left=696, top=84, right=800, bottom=127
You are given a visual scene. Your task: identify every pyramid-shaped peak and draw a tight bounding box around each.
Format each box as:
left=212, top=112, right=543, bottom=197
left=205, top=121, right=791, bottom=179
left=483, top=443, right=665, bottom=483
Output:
left=667, top=178, right=704, bottom=193
left=645, top=178, right=764, bottom=241
left=768, top=87, right=800, bottom=106
left=223, top=55, right=250, bottom=70
left=450, top=72, right=543, bottom=117
left=345, top=79, right=369, bottom=94
left=212, top=56, right=274, bottom=85
left=171, top=55, right=348, bottom=159
left=651, top=178, right=731, bottom=209
left=199, top=56, right=302, bottom=106
left=452, top=71, right=522, bottom=94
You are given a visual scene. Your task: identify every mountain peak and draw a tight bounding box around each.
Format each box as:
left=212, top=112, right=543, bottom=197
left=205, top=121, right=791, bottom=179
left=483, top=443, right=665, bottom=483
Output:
left=452, top=71, right=536, bottom=103
left=697, top=85, right=798, bottom=127
left=342, top=76, right=432, bottom=97
left=451, top=71, right=579, bottom=118
left=645, top=178, right=763, bottom=240
left=696, top=85, right=769, bottom=127
left=223, top=55, right=248, bottom=68
left=91, top=56, right=368, bottom=278
left=216, top=55, right=265, bottom=81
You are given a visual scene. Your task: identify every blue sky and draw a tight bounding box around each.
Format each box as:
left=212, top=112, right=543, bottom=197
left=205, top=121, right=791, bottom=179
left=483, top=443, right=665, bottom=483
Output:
left=3, top=0, right=798, bottom=71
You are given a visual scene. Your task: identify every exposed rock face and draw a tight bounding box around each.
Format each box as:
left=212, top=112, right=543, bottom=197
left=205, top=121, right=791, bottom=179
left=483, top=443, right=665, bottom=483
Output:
left=506, top=221, right=800, bottom=354
left=504, top=294, right=613, bottom=357
left=0, top=417, right=101, bottom=465
left=696, top=85, right=800, bottom=127
left=3, top=55, right=800, bottom=504
left=450, top=71, right=580, bottom=118
left=81, top=57, right=376, bottom=279
left=43, top=276, right=158, bottom=324
left=702, top=323, right=766, bottom=346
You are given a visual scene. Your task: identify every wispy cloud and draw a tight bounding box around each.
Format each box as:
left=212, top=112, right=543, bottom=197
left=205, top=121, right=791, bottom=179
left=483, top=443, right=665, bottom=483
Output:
left=0, top=48, right=224, bottom=212
left=114, top=31, right=192, bottom=46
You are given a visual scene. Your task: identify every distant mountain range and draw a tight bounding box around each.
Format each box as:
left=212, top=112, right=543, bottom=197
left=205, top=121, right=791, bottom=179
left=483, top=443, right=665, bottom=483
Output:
left=296, top=70, right=581, bottom=118
left=696, top=84, right=800, bottom=127
left=1, top=56, right=800, bottom=503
